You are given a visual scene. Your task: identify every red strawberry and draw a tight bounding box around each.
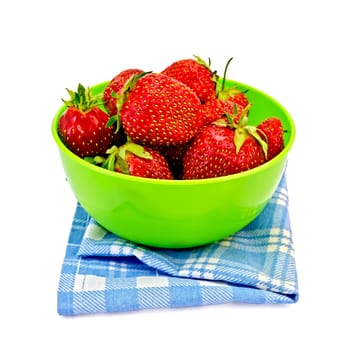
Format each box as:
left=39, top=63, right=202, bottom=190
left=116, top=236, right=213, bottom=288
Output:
left=226, top=89, right=249, bottom=109
left=182, top=116, right=267, bottom=179
left=89, top=142, right=173, bottom=179
left=161, top=55, right=218, bottom=104
left=183, top=125, right=238, bottom=179
left=197, top=98, right=245, bottom=128
left=257, top=117, right=284, bottom=160
left=103, top=68, right=143, bottom=116
left=58, top=84, right=113, bottom=158
left=119, top=72, right=202, bottom=147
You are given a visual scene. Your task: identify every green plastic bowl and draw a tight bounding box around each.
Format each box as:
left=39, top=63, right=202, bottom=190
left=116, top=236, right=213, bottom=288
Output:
left=52, top=79, right=295, bottom=248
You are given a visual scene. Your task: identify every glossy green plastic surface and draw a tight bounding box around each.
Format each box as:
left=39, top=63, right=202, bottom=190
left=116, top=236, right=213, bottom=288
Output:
left=52, top=79, right=296, bottom=248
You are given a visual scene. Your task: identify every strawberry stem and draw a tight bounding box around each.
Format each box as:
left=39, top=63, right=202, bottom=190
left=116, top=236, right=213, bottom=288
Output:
left=221, top=57, right=234, bottom=94
left=217, top=58, right=249, bottom=100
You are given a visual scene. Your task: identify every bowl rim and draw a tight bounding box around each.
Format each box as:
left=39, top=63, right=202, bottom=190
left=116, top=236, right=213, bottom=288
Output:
left=52, top=80, right=296, bottom=186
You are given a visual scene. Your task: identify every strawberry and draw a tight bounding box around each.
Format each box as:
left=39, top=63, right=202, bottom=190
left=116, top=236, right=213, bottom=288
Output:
left=88, top=142, right=173, bottom=179
left=118, top=72, right=202, bottom=147
left=58, top=84, right=113, bottom=158
left=257, top=117, right=284, bottom=160
left=161, top=55, right=218, bottom=104
left=197, top=98, right=245, bottom=128
left=225, top=89, right=249, bottom=109
left=103, top=68, right=143, bottom=116
left=182, top=116, right=268, bottom=179
left=183, top=124, right=238, bottom=179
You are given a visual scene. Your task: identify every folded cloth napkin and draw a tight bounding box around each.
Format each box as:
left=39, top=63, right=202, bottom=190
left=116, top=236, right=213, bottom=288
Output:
left=57, top=172, right=299, bottom=316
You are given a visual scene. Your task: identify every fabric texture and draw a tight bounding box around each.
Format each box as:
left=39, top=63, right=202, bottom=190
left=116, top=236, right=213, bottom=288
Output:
left=57, top=172, right=298, bottom=316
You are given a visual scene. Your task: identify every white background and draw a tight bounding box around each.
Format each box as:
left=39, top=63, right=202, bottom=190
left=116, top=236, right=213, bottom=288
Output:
left=1, top=0, right=349, bottom=348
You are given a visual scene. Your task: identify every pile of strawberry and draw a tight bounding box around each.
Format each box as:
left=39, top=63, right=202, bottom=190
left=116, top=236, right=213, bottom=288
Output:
left=58, top=56, right=285, bottom=180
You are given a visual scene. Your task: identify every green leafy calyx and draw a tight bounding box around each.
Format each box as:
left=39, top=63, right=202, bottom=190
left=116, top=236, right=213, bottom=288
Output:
left=62, top=83, right=100, bottom=112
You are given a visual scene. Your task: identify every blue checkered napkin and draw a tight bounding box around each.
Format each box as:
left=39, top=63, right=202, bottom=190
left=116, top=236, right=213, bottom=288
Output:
left=57, top=173, right=298, bottom=316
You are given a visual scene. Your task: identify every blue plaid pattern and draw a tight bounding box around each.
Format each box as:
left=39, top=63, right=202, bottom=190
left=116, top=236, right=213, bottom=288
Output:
left=57, top=173, right=298, bottom=316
